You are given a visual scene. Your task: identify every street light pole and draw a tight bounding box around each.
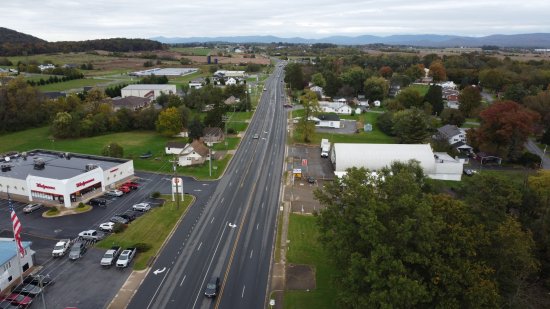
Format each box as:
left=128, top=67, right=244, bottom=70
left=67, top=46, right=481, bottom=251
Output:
left=541, top=145, right=547, bottom=168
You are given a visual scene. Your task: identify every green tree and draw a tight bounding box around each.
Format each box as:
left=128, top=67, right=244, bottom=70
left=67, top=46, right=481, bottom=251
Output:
left=458, top=85, right=482, bottom=117
left=284, top=63, right=304, bottom=90
left=341, top=66, right=368, bottom=96
left=156, top=107, right=182, bottom=137
left=424, top=85, right=444, bottom=115
left=395, top=87, right=423, bottom=109
left=393, top=108, right=432, bottom=143
left=404, top=64, right=425, bottom=81
left=101, top=142, right=124, bottom=158
left=363, top=76, right=389, bottom=101
left=188, top=115, right=204, bottom=141
left=504, top=83, right=528, bottom=103
left=440, top=108, right=465, bottom=126
left=311, top=72, right=326, bottom=88
left=51, top=112, right=75, bottom=138
left=299, top=90, right=320, bottom=143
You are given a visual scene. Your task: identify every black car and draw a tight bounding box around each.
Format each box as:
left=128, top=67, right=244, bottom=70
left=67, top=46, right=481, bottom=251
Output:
left=89, top=198, right=107, bottom=207
left=204, top=276, right=220, bottom=298
left=0, top=300, right=20, bottom=309
left=307, top=176, right=316, bottom=184
left=12, top=284, right=42, bottom=297
left=110, top=216, right=129, bottom=224
left=117, top=213, right=136, bottom=222
left=23, top=274, right=54, bottom=287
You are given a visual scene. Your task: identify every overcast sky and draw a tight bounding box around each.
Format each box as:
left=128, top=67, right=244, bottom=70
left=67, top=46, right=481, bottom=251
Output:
left=3, top=0, right=550, bottom=41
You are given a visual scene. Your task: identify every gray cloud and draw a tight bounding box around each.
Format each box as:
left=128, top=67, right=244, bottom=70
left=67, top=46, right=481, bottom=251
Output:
left=3, top=0, right=550, bottom=41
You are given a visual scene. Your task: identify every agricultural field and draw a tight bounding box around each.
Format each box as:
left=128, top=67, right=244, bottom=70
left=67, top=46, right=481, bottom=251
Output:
left=170, top=47, right=213, bottom=56
left=37, top=77, right=116, bottom=91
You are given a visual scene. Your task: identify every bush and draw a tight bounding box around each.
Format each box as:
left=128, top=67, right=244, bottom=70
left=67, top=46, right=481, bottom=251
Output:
left=113, top=223, right=127, bottom=233
left=46, top=208, right=59, bottom=215
left=133, top=242, right=153, bottom=253
left=227, top=128, right=236, bottom=134
left=150, top=191, right=161, bottom=198
left=515, top=152, right=541, bottom=168
left=77, top=202, right=85, bottom=208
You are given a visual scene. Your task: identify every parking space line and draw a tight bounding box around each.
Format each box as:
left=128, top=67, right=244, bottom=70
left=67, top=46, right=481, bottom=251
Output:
left=179, top=274, right=186, bottom=286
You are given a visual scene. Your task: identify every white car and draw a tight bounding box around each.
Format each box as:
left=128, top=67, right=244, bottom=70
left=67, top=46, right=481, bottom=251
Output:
left=105, top=190, right=123, bottom=197
left=132, top=202, right=151, bottom=212
left=99, top=222, right=115, bottom=232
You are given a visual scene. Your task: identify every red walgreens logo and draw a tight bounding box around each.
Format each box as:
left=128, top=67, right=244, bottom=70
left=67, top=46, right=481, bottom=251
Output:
left=37, top=183, right=55, bottom=190
left=76, top=178, right=95, bottom=187
left=110, top=168, right=119, bottom=173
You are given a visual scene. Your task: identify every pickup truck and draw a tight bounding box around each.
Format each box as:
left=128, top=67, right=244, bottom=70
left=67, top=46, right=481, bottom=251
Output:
left=101, top=246, right=121, bottom=266
left=52, top=239, right=72, bottom=257
left=116, top=248, right=136, bottom=268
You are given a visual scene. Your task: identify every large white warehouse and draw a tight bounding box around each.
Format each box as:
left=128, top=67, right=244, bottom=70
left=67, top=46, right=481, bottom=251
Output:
left=330, top=143, right=463, bottom=181
left=121, top=84, right=177, bottom=100
left=0, top=150, right=134, bottom=208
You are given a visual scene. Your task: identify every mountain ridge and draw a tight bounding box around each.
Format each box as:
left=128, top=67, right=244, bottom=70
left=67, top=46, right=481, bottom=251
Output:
left=151, top=33, right=550, bottom=48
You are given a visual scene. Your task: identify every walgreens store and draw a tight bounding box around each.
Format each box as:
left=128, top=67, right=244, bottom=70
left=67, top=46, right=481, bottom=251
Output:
left=0, top=150, right=134, bottom=208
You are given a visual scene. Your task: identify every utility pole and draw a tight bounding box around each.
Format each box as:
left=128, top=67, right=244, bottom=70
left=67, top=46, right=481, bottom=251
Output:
left=173, top=155, right=180, bottom=209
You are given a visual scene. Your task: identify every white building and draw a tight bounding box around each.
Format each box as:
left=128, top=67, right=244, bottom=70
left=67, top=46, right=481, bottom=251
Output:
left=0, top=150, right=134, bottom=208
left=214, top=70, right=246, bottom=78
left=165, top=142, right=187, bottom=155
left=318, top=101, right=353, bottom=115
left=0, top=239, right=35, bottom=293
left=330, top=143, right=463, bottom=181
left=38, top=64, right=55, bottom=71
left=226, top=77, right=238, bottom=85
left=437, top=125, right=467, bottom=144
left=177, top=140, right=210, bottom=166
left=121, top=84, right=177, bottom=100
left=309, top=114, right=341, bottom=128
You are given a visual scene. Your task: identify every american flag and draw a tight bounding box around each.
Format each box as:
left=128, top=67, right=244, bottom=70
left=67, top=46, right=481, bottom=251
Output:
left=8, top=196, right=25, bottom=258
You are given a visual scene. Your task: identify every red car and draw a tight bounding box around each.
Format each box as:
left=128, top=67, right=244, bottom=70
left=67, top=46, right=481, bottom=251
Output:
left=3, top=293, right=33, bottom=307
left=119, top=186, right=131, bottom=194
left=123, top=181, right=139, bottom=190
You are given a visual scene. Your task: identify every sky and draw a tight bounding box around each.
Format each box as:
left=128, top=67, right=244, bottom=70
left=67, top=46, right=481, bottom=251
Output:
left=2, top=0, right=550, bottom=41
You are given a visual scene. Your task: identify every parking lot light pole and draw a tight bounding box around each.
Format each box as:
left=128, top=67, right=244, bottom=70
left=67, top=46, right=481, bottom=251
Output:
left=39, top=275, right=47, bottom=309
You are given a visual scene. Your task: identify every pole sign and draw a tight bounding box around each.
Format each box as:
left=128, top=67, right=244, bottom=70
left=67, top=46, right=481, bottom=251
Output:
left=171, top=177, right=184, bottom=202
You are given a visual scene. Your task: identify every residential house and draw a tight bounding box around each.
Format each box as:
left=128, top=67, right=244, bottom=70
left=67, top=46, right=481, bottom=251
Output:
left=315, top=113, right=341, bottom=128
left=310, top=86, right=324, bottom=97
left=165, top=141, right=187, bottom=155
left=189, top=77, right=205, bottom=90
left=224, top=95, right=239, bottom=106
left=0, top=239, right=35, bottom=293
left=202, top=127, right=225, bottom=144
left=226, top=77, right=238, bottom=85
left=111, top=96, right=151, bottom=111
left=389, top=84, right=401, bottom=97
left=177, top=140, right=210, bottom=166
left=318, top=101, right=353, bottom=115
left=436, top=125, right=473, bottom=153
left=38, top=64, right=55, bottom=71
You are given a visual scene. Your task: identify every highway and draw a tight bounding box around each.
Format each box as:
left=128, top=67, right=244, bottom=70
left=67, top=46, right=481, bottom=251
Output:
left=129, top=63, right=287, bottom=309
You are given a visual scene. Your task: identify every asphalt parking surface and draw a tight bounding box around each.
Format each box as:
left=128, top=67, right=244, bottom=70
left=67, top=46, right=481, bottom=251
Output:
left=288, top=146, right=335, bottom=180
left=0, top=171, right=216, bottom=308
left=315, top=119, right=357, bottom=134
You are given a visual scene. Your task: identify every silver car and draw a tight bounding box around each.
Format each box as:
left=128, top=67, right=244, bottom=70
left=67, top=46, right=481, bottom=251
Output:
left=132, top=202, right=151, bottom=212
left=69, top=241, right=87, bottom=260
left=23, top=203, right=43, bottom=214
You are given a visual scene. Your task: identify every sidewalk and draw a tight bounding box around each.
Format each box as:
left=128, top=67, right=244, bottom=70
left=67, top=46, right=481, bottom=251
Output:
left=108, top=269, right=149, bottom=309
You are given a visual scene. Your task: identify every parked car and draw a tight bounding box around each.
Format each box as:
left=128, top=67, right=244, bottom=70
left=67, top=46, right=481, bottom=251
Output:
left=110, top=216, right=129, bottom=224
left=78, top=230, right=105, bottom=241
left=23, top=274, right=54, bottom=287
left=119, top=186, right=131, bottom=194
left=101, top=246, right=121, bottom=266
left=1, top=293, right=32, bottom=307
left=463, top=168, right=475, bottom=176
left=132, top=202, right=151, bottom=212
left=22, top=203, right=42, bottom=214
left=117, top=213, right=136, bottom=222
left=99, top=222, right=116, bottom=232
left=52, top=239, right=72, bottom=257
left=69, top=241, right=87, bottom=260
left=123, top=181, right=139, bottom=190
left=89, top=198, right=107, bottom=207
left=105, top=190, right=123, bottom=197
left=204, top=276, right=220, bottom=298
left=12, top=284, right=42, bottom=297
left=0, top=300, right=20, bottom=309
left=307, top=176, right=316, bottom=184
left=116, top=248, right=136, bottom=268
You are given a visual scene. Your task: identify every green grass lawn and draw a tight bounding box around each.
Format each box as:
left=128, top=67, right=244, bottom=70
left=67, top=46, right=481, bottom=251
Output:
left=408, top=84, right=430, bottom=96
left=284, top=214, right=338, bottom=309
left=0, top=127, right=231, bottom=179
left=37, top=78, right=112, bottom=91
left=211, top=137, right=240, bottom=150
left=96, top=195, right=193, bottom=270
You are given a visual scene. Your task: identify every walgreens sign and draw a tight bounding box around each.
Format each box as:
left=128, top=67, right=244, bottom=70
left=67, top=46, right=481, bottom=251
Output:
left=36, top=183, right=55, bottom=190
left=76, top=178, right=95, bottom=188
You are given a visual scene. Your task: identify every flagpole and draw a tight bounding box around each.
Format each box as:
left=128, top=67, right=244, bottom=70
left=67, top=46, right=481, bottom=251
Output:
left=7, top=186, right=25, bottom=286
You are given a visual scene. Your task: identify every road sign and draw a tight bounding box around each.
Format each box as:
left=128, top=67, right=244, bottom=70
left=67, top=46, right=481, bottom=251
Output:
left=302, top=159, right=307, bottom=166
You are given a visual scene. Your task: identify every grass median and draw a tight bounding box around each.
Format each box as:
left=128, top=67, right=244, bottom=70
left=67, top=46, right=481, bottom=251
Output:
left=96, top=195, right=193, bottom=270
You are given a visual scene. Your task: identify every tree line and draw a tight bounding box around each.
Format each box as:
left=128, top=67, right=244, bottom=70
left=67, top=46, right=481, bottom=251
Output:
left=316, top=162, right=550, bottom=308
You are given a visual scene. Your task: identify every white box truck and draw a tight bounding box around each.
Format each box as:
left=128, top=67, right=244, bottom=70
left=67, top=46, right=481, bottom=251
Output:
left=321, top=139, right=330, bottom=158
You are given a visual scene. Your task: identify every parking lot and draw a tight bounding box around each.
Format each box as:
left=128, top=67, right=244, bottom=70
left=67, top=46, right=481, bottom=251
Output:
left=287, top=145, right=335, bottom=213
left=315, top=119, right=357, bottom=134
left=0, top=172, right=179, bottom=309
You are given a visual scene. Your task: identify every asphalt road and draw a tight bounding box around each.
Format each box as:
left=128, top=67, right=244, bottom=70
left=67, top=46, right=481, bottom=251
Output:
left=129, top=64, right=288, bottom=309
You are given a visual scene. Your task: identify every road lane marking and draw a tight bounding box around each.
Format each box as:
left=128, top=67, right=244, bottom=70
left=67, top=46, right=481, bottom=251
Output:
left=250, top=250, right=253, bottom=259
left=210, top=217, right=215, bottom=224
left=179, top=274, right=187, bottom=287
left=197, top=242, right=202, bottom=251
left=256, top=223, right=259, bottom=230
left=146, top=267, right=170, bottom=309
left=242, top=285, right=246, bottom=298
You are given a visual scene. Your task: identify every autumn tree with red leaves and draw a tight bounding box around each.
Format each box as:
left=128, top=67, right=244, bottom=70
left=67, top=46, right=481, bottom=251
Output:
left=468, top=101, right=539, bottom=160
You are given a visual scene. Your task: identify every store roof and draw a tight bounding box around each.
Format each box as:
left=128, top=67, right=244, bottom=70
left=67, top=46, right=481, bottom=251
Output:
left=0, top=239, right=32, bottom=265
left=0, top=150, right=129, bottom=181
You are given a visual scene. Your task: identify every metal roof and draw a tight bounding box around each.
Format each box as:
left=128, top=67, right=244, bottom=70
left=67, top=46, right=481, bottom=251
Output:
left=333, top=143, right=436, bottom=174
left=0, top=239, right=32, bottom=265
left=122, top=84, right=177, bottom=91
left=0, top=150, right=128, bottom=181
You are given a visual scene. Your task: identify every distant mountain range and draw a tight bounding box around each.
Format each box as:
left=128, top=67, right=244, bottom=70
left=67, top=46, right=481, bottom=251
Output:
left=151, top=33, right=550, bottom=48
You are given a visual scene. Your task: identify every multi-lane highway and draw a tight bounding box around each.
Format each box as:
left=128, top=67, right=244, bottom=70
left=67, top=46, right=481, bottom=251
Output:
left=129, top=63, right=287, bottom=309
